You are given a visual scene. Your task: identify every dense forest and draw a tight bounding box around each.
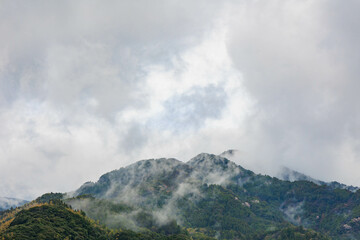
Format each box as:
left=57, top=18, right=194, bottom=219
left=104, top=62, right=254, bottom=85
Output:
left=0, top=197, right=328, bottom=240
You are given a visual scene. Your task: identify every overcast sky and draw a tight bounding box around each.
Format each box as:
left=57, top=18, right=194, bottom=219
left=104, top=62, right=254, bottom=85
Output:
left=1, top=0, right=360, bottom=200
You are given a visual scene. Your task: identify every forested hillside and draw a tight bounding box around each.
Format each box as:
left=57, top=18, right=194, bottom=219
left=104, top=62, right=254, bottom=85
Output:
left=1, top=153, right=359, bottom=239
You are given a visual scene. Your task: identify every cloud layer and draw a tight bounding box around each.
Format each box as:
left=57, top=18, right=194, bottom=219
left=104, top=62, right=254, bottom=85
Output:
left=1, top=0, right=359, bottom=199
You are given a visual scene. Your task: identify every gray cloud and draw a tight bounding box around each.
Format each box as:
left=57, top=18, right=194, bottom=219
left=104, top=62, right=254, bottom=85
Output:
left=0, top=0, right=222, bottom=114
left=0, top=0, right=228, bottom=199
left=227, top=0, right=360, bottom=184
left=1, top=0, right=360, bottom=199
left=155, top=85, right=227, bottom=132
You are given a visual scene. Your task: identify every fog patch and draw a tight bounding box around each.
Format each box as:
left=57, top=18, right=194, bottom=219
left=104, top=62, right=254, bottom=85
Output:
left=280, top=200, right=304, bottom=225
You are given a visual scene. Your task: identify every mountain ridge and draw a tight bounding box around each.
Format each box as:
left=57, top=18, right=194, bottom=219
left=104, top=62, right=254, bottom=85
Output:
left=0, top=197, right=28, bottom=212
left=70, top=152, right=360, bottom=239
left=278, top=166, right=359, bottom=192
left=2, top=151, right=359, bottom=239
left=76, top=152, right=358, bottom=199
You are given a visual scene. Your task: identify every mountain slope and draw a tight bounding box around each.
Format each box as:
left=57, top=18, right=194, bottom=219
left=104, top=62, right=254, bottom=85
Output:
left=278, top=167, right=359, bottom=192
left=2, top=152, right=357, bottom=239
left=0, top=195, right=197, bottom=240
left=71, top=152, right=357, bottom=239
left=1, top=204, right=106, bottom=240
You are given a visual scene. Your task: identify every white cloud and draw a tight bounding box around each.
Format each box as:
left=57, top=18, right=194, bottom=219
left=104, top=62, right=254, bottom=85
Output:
left=1, top=0, right=360, bottom=199
left=226, top=0, right=360, bottom=184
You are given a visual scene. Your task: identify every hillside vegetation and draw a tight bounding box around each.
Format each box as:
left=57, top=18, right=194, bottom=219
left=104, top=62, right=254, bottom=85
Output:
left=1, top=153, right=359, bottom=239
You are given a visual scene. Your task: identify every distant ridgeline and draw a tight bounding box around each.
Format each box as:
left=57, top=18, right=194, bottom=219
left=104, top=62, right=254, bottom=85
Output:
left=0, top=198, right=28, bottom=212
left=2, top=152, right=360, bottom=239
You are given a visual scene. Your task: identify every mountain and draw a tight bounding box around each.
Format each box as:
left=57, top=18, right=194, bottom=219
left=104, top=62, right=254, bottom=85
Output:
left=0, top=196, right=192, bottom=240
left=0, top=197, right=28, bottom=211
left=220, top=149, right=359, bottom=192
left=70, top=153, right=359, bottom=239
left=278, top=166, right=359, bottom=192
left=2, top=152, right=360, bottom=239
left=0, top=201, right=107, bottom=240
left=219, top=149, right=237, bottom=158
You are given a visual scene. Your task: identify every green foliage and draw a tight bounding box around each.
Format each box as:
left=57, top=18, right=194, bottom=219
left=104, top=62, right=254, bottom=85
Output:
left=111, top=229, right=192, bottom=240
left=175, top=184, right=288, bottom=239
left=4, top=155, right=360, bottom=239
left=0, top=204, right=106, bottom=240
left=0, top=201, right=197, bottom=240
left=257, top=226, right=330, bottom=240
left=66, top=178, right=360, bottom=239
left=35, top=192, right=65, bottom=203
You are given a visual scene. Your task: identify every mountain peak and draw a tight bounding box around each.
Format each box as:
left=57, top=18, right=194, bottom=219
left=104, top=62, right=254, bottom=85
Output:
left=188, top=153, right=231, bottom=166
left=75, top=157, right=189, bottom=199
left=186, top=153, right=250, bottom=186
left=219, top=149, right=238, bottom=157
left=128, top=157, right=184, bottom=170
